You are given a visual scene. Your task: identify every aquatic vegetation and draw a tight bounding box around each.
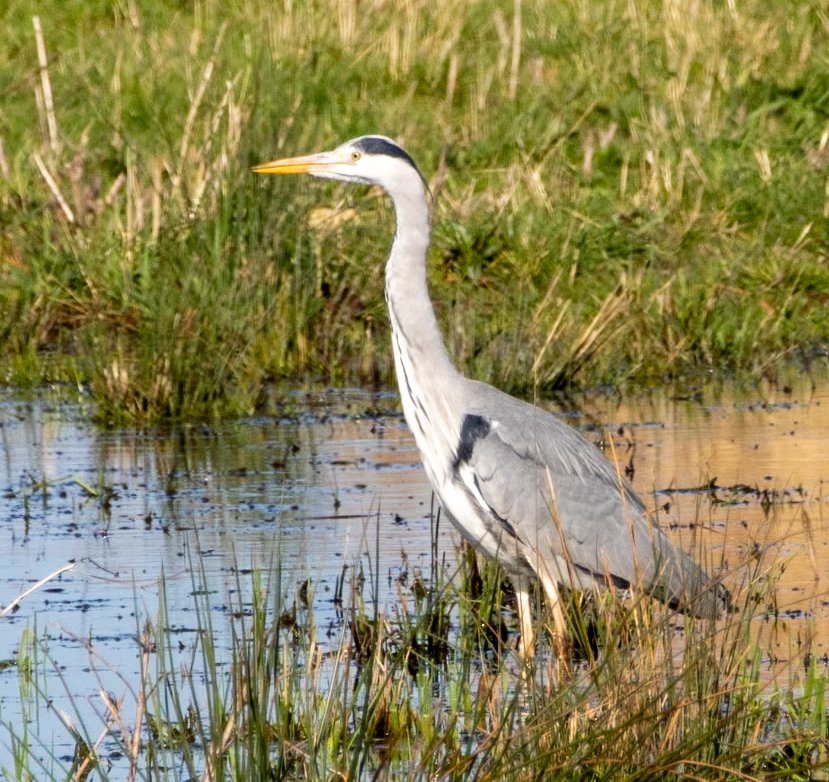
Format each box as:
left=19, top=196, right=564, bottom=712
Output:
left=2, top=520, right=828, bottom=781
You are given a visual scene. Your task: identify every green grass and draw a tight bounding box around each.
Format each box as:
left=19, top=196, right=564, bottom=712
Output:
left=2, top=0, right=829, bottom=419
left=2, top=519, right=828, bottom=781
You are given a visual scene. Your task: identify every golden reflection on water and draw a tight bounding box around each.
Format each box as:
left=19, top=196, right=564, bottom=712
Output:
left=580, top=376, right=829, bottom=671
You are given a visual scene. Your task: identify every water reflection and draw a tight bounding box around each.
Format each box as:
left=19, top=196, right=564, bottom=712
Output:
left=0, top=390, right=449, bottom=633
left=584, top=378, right=828, bottom=663
left=1, top=380, right=828, bottom=768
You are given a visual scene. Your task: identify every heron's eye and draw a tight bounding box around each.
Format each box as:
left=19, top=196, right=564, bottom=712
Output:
left=351, top=151, right=361, bottom=162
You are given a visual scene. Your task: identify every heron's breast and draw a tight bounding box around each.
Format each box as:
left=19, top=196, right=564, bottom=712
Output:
left=434, top=476, right=507, bottom=552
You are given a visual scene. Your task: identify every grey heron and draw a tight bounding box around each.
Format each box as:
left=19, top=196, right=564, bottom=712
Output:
left=254, top=135, right=729, bottom=654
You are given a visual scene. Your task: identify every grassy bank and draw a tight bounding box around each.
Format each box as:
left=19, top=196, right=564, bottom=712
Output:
left=1, top=0, right=828, bottom=420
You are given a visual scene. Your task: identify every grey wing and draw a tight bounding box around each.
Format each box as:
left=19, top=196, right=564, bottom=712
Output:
left=454, top=391, right=721, bottom=615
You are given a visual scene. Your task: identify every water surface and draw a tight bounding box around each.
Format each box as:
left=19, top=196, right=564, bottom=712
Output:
left=1, top=380, right=828, bottom=772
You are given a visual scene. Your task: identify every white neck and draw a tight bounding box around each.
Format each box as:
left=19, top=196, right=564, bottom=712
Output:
left=382, top=166, right=462, bottom=477
left=383, top=173, right=456, bottom=379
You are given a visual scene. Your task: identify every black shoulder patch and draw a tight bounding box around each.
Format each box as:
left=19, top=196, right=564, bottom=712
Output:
left=354, top=136, right=423, bottom=176
left=454, top=414, right=491, bottom=469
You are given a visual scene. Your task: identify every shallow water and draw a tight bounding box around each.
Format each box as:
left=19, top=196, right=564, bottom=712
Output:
left=0, top=388, right=451, bottom=774
left=1, top=379, right=828, bottom=773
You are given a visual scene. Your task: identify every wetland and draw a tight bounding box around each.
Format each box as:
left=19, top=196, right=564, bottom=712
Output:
left=2, top=378, right=828, bottom=778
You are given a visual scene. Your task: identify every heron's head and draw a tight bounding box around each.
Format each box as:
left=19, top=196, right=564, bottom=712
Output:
left=253, top=135, right=426, bottom=194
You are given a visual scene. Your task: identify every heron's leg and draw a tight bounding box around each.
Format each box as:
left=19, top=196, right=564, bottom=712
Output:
left=513, top=577, right=535, bottom=657
left=536, top=566, right=569, bottom=660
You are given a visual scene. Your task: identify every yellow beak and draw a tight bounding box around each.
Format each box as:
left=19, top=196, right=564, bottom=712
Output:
left=252, top=150, right=341, bottom=176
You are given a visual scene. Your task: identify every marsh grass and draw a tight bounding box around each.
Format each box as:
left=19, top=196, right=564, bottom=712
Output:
left=3, top=511, right=828, bottom=782
left=1, top=1, right=829, bottom=419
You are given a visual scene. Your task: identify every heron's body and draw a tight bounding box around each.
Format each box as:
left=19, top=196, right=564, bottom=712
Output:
left=255, top=135, right=728, bottom=652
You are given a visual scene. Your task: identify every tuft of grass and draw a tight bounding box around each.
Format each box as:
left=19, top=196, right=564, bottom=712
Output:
left=2, top=1, right=829, bottom=419
left=2, top=509, right=828, bottom=781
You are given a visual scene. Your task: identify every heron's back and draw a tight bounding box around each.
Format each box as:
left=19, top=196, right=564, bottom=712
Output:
left=442, top=379, right=726, bottom=618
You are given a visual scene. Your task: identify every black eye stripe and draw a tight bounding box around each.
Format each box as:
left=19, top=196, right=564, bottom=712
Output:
left=353, top=136, right=422, bottom=175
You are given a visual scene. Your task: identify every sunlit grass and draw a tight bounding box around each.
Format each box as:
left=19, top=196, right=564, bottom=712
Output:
left=1, top=0, right=829, bottom=419
left=2, top=508, right=827, bottom=781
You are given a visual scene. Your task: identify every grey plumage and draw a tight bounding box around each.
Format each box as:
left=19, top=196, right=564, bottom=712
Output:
left=254, top=135, right=729, bottom=653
